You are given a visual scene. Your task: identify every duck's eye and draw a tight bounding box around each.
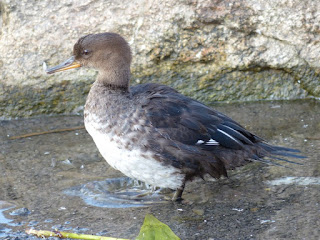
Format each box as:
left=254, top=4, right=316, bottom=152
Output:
left=83, top=49, right=90, bottom=55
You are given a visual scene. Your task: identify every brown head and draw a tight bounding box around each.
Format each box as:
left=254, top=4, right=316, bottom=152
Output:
left=46, top=33, right=132, bottom=89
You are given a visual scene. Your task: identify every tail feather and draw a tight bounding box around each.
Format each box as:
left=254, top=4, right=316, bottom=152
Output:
left=257, top=142, right=306, bottom=166
left=271, top=151, right=306, bottom=159
left=258, top=142, right=302, bottom=153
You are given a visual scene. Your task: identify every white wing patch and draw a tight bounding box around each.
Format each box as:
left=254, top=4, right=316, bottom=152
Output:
left=196, top=140, right=205, bottom=145
left=205, top=139, right=219, bottom=145
left=196, top=139, right=219, bottom=145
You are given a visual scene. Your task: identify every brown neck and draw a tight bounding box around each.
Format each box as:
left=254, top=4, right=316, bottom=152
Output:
left=96, top=66, right=130, bottom=91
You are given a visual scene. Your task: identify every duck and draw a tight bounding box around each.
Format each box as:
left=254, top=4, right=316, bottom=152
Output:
left=46, top=32, right=302, bottom=201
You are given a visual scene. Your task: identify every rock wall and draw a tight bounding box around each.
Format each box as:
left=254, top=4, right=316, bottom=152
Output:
left=1, top=0, right=319, bottom=118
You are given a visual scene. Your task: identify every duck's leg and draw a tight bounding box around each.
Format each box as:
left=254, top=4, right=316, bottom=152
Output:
left=172, top=183, right=185, bottom=201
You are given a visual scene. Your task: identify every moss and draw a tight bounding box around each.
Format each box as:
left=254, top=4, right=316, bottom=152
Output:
left=0, top=79, right=93, bottom=118
left=0, top=62, right=317, bottom=118
left=131, top=62, right=310, bottom=103
left=291, top=66, right=320, bottom=97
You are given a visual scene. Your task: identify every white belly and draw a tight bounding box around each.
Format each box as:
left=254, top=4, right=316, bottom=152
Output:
left=85, top=121, right=185, bottom=189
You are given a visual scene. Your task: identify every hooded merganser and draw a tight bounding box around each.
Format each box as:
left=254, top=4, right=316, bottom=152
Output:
left=46, top=33, right=302, bottom=201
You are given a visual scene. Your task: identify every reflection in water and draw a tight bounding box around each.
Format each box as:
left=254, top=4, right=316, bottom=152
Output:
left=267, top=176, right=320, bottom=186
left=0, top=203, right=16, bottom=238
left=64, top=177, right=167, bottom=208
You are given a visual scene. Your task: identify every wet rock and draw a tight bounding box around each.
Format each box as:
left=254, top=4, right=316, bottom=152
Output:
left=10, top=207, right=30, bottom=216
left=0, top=0, right=319, bottom=118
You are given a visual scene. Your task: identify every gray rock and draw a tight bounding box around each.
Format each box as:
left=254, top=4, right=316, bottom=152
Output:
left=10, top=207, right=30, bottom=216
left=0, top=0, right=319, bottom=118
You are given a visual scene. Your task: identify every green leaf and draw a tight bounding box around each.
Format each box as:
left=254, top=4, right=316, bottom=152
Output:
left=135, top=214, right=180, bottom=240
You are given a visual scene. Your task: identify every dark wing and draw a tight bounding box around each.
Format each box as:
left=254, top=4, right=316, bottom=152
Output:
left=130, top=83, right=303, bottom=179
left=132, top=83, right=260, bottom=150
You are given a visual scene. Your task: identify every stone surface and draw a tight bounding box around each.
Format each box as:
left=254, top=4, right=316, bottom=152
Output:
left=1, top=0, right=320, bottom=117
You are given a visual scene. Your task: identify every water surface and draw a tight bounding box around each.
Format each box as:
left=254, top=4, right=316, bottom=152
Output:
left=0, top=99, right=319, bottom=239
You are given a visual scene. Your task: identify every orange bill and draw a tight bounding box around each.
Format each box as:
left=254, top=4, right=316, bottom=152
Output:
left=46, top=56, right=81, bottom=74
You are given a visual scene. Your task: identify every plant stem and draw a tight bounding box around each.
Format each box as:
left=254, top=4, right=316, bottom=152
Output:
left=26, top=229, right=129, bottom=240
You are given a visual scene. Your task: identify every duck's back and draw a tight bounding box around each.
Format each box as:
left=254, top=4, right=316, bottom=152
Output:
left=131, top=83, right=301, bottom=175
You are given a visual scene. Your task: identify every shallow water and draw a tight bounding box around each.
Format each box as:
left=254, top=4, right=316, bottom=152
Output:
left=0, top=99, right=319, bottom=240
